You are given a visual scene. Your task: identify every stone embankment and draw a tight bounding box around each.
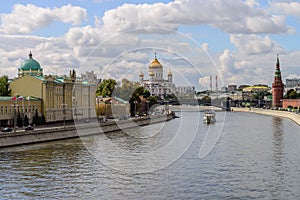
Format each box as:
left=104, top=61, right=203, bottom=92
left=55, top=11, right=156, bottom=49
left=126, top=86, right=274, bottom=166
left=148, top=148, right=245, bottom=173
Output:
left=170, top=105, right=222, bottom=112
left=0, top=114, right=174, bottom=148
left=232, top=107, right=300, bottom=126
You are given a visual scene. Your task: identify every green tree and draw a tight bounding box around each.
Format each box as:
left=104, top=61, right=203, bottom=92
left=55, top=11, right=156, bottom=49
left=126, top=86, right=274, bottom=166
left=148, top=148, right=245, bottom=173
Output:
left=96, top=79, right=117, bottom=97
left=24, top=114, right=29, bottom=126
left=129, top=86, right=151, bottom=117
left=0, top=75, right=10, bottom=96
left=32, top=109, right=39, bottom=125
left=285, top=89, right=298, bottom=99
left=17, top=110, right=23, bottom=127
left=113, top=79, right=141, bottom=101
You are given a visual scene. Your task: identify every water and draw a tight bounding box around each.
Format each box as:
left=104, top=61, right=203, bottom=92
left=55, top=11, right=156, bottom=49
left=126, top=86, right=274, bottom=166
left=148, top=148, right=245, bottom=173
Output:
left=0, top=112, right=300, bottom=199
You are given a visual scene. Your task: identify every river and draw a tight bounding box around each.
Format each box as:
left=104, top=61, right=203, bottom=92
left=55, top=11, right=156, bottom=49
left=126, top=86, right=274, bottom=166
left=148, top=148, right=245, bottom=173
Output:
left=0, top=111, right=300, bottom=199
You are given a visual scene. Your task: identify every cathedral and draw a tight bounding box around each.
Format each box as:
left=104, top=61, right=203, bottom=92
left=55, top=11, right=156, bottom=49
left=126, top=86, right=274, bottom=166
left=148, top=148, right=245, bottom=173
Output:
left=139, top=53, right=176, bottom=98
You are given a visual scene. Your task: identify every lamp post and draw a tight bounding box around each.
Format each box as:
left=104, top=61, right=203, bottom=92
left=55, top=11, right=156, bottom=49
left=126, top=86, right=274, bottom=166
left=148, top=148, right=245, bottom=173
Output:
left=134, top=101, right=138, bottom=118
left=13, top=103, right=17, bottom=133
left=146, top=100, right=150, bottom=115
left=97, top=98, right=100, bottom=118
left=27, top=96, right=31, bottom=125
left=61, top=103, right=67, bottom=128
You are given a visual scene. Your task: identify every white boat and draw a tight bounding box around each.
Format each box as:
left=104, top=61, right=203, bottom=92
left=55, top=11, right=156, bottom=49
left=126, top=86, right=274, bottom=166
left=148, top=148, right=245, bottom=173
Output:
left=203, top=110, right=216, bottom=124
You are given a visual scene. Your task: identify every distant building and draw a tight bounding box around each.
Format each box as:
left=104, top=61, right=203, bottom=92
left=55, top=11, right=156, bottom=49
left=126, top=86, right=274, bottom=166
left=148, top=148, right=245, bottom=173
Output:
left=272, top=55, right=284, bottom=108
left=139, top=53, right=176, bottom=98
left=81, top=71, right=99, bottom=84
left=286, top=78, right=300, bottom=88
left=176, top=86, right=196, bottom=94
left=238, top=85, right=249, bottom=91
left=227, top=85, right=237, bottom=92
left=242, top=85, right=270, bottom=93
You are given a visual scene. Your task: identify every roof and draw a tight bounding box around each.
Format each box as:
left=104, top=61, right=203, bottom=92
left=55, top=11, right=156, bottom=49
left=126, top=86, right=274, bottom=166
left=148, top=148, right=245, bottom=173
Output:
left=0, top=96, right=41, bottom=101
left=149, top=58, right=163, bottom=69
left=19, top=52, right=42, bottom=71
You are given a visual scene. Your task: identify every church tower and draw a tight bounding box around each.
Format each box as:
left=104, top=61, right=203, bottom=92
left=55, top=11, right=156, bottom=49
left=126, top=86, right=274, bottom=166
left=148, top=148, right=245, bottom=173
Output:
left=139, top=67, right=144, bottom=83
left=272, top=55, right=284, bottom=108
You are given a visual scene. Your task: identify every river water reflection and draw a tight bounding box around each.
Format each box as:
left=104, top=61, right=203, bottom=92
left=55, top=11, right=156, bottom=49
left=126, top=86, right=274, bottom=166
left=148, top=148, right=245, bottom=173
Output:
left=0, top=112, right=300, bottom=199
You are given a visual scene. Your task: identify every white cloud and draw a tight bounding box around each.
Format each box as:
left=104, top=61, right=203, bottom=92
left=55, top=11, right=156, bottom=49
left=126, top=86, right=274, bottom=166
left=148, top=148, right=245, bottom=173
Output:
left=100, top=0, right=292, bottom=34
left=230, top=34, right=285, bottom=55
left=1, top=1, right=300, bottom=90
left=270, top=1, right=300, bottom=19
left=0, top=4, right=87, bottom=34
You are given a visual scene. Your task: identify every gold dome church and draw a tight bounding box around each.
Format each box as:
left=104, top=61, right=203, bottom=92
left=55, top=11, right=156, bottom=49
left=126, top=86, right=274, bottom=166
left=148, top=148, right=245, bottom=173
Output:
left=139, top=53, right=176, bottom=98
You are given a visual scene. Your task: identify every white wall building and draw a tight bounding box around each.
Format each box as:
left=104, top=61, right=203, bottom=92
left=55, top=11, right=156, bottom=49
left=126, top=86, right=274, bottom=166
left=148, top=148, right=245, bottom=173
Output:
left=139, top=54, right=176, bottom=98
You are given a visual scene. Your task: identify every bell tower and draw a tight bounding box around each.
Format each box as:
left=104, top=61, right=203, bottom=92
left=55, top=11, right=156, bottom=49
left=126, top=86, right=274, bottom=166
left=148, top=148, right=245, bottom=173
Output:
left=272, top=55, right=284, bottom=108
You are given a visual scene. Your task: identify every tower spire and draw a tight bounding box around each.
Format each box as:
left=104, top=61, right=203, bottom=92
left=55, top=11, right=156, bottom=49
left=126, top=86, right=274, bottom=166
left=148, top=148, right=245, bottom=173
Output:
left=276, top=54, right=280, bottom=70
left=29, top=51, right=33, bottom=59
left=154, top=52, right=157, bottom=59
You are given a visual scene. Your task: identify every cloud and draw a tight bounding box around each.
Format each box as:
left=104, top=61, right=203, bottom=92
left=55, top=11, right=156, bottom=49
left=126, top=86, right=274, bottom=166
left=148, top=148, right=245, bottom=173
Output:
left=100, top=0, right=292, bottom=34
left=270, top=1, right=300, bottom=19
left=0, top=4, right=87, bottom=34
left=230, top=34, right=285, bottom=55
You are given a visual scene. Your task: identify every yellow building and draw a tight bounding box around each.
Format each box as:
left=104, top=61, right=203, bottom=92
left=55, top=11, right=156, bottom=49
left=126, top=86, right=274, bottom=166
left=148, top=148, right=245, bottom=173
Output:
left=0, top=96, right=41, bottom=126
left=9, top=52, right=97, bottom=123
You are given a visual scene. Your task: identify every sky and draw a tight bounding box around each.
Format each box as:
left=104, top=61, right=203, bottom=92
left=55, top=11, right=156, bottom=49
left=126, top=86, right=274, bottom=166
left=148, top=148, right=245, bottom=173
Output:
left=0, top=0, right=300, bottom=91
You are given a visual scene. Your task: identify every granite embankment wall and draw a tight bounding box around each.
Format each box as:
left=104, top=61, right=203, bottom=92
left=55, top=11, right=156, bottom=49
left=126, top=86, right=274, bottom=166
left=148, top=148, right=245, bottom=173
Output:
left=232, top=107, right=300, bottom=126
left=0, top=114, right=173, bottom=148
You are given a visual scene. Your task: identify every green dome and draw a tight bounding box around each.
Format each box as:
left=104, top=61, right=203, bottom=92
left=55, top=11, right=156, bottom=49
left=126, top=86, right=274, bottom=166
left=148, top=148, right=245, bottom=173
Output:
left=19, top=52, right=41, bottom=71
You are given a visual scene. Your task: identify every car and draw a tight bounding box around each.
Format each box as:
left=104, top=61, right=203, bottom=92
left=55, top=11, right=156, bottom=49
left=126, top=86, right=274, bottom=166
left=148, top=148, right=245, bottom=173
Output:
left=1, top=127, right=13, bottom=132
left=25, top=126, right=34, bottom=131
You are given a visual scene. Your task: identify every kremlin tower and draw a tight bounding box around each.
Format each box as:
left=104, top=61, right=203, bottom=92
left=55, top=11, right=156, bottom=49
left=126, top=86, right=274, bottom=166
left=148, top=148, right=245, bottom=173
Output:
left=272, top=55, right=284, bottom=108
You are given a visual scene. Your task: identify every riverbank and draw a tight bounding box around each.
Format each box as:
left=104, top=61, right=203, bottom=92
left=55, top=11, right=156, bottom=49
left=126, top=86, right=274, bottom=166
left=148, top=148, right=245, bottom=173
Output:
left=170, top=105, right=223, bottom=112
left=232, top=107, right=300, bottom=126
left=0, top=114, right=174, bottom=148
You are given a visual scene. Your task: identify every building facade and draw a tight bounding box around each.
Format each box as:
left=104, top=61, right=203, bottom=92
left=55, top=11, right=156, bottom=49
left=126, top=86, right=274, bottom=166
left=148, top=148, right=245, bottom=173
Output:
left=282, top=99, right=300, bottom=109
left=0, top=96, right=42, bottom=126
left=272, top=56, right=284, bottom=108
left=9, top=52, right=97, bottom=123
left=286, top=78, right=300, bottom=88
left=139, top=54, right=176, bottom=98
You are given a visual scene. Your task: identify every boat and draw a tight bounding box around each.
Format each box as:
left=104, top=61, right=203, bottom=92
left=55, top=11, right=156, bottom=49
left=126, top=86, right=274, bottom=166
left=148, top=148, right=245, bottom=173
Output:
left=203, top=110, right=216, bottom=124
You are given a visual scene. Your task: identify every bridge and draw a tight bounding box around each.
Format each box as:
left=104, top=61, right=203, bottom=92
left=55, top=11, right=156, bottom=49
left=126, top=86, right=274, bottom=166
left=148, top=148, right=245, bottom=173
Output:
left=165, top=98, right=231, bottom=111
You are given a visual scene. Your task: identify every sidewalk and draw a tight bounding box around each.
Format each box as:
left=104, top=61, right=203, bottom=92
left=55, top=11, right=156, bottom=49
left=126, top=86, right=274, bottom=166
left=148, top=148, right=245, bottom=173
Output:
left=232, top=107, right=300, bottom=126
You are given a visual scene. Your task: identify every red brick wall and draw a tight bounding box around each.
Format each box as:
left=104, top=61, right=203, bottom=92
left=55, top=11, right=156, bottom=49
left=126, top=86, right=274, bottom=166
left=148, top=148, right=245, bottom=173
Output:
left=282, top=99, right=300, bottom=108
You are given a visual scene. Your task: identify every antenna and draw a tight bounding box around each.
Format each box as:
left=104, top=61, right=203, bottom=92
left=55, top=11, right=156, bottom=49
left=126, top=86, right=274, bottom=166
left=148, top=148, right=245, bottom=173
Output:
left=215, top=75, right=218, bottom=91
left=210, top=76, right=212, bottom=91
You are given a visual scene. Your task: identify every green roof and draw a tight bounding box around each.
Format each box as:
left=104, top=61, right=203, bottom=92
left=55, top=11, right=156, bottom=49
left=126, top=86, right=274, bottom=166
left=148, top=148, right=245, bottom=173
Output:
left=19, top=52, right=42, bottom=71
left=0, top=96, right=41, bottom=101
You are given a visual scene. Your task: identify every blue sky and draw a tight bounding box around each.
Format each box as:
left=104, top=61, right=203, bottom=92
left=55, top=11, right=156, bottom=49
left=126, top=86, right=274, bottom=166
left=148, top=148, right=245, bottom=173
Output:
left=1, top=0, right=300, bottom=91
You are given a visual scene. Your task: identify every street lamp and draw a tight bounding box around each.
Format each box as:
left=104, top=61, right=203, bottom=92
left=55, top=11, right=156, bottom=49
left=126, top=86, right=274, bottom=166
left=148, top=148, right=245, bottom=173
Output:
left=146, top=100, right=150, bottom=115
left=134, top=101, right=138, bottom=118
left=61, top=103, right=67, bottom=128
left=11, top=103, right=17, bottom=133
left=97, top=98, right=100, bottom=118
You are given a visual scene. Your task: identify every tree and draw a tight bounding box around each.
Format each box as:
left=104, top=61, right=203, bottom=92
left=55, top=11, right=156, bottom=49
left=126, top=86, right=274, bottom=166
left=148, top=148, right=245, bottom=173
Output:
left=113, top=79, right=141, bottom=101
left=96, top=79, right=117, bottom=97
left=284, top=89, right=298, bottom=99
left=24, top=115, right=29, bottom=126
left=129, top=86, right=151, bottom=117
left=0, top=75, right=10, bottom=96
left=17, top=110, right=23, bottom=127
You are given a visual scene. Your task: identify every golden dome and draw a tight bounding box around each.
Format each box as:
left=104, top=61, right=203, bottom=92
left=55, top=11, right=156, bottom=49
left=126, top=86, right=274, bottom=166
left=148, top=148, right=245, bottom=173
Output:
left=139, top=72, right=144, bottom=77
left=168, top=69, right=172, bottom=76
left=149, top=71, right=154, bottom=76
left=149, top=53, right=163, bottom=69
